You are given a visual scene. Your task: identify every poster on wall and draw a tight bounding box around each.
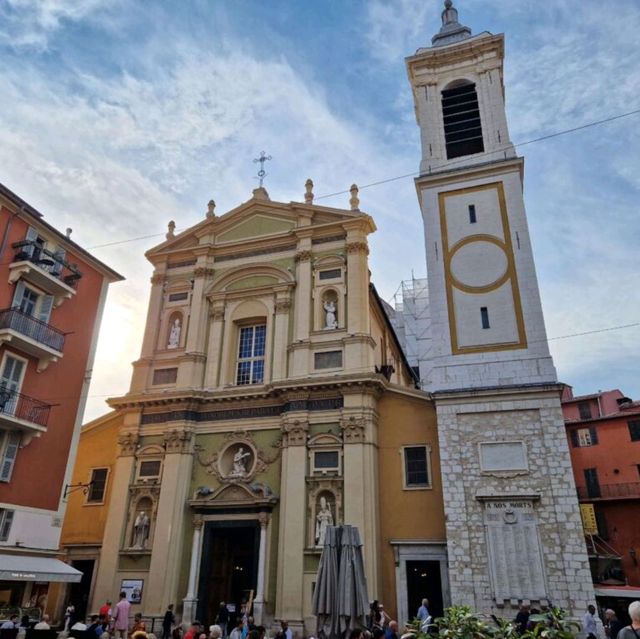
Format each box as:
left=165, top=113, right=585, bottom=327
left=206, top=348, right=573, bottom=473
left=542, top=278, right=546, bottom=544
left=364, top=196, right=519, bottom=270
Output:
left=121, top=580, right=144, bottom=604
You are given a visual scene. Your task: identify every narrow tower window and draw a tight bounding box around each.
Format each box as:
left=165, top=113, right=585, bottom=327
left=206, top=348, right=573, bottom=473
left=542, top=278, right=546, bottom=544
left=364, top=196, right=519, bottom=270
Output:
left=480, top=307, right=490, bottom=329
left=468, top=204, right=477, bottom=223
left=442, top=81, right=484, bottom=159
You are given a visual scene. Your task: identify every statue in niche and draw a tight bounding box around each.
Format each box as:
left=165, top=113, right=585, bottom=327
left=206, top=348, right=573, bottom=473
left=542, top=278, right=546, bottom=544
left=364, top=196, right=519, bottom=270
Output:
left=323, top=299, right=338, bottom=329
left=229, top=446, right=251, bottom=478
left=315, top=495, right=334, bottom=547
left=131, top=511, right=150, bottom=549
left=168, top=318, right=181, bottom=349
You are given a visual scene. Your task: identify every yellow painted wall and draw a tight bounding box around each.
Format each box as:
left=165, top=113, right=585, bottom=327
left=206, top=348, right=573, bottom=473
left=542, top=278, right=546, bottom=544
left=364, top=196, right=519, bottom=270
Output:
left=61, top=412, right=122, bottom=545
left=377, top=391, right=445, bottom=619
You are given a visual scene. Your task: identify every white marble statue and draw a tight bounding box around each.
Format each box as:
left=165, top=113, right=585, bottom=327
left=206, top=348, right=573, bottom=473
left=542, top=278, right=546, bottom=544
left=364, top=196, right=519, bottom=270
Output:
left=168, top=318, right=181, bottom=349
left=323, top=300, right=338, bottom=329
left=230, top=446, right=251, bottom=477
left=132, top=511, right=150, bottom=549
left=315, top=496, right=334, bottom=547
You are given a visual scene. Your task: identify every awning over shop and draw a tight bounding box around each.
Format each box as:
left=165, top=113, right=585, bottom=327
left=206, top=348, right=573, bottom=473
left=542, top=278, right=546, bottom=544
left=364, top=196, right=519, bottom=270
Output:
left=595, top=586, right=640, bottom=598
left=0, top=555, right=82, bottom=582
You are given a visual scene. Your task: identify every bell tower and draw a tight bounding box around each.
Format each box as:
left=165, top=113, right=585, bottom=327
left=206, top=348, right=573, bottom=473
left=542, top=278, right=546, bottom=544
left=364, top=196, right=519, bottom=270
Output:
left=407, top=0, right=556, bottom=392
left=406, top=2, right=594, bottom=616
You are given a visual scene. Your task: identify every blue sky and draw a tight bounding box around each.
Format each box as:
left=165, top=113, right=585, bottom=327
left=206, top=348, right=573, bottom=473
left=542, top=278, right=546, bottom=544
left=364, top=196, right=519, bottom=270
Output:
left=0, top=0, right=638, bottom=420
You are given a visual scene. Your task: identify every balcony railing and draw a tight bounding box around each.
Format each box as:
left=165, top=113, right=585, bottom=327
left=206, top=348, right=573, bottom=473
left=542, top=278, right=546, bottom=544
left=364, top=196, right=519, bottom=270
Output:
left=578, top=482, right=640, bottom=500
left=12, top=240, right=82, bottom=287
left=0, top=308, right=65, bottom=352
left=0, top=386, right=51, bottom=428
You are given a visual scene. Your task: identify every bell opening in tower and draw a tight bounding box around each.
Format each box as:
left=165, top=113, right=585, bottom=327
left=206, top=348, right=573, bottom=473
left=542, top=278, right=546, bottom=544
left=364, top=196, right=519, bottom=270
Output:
left=442, top=81, right=484, bottom=159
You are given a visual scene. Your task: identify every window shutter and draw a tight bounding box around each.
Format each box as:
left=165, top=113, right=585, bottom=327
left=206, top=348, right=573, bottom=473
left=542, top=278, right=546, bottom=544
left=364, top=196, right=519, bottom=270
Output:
left=570, top=430, right=579, bottom=447
left=0, top=432, right=21, bottom=482
left=37, top=295, right=54, bottom=324
left=11, top=281, right=26, bottom=310
left=589, top=426, right=599, bottom=445
left=24, top=227, right=39, bottom=258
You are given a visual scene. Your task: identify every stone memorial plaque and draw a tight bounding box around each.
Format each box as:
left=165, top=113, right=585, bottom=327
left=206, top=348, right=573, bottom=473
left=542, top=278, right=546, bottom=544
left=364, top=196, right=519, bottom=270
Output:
left=484, top=500, right=547, bottom=601
left=479, top=442, right=527, bottom=472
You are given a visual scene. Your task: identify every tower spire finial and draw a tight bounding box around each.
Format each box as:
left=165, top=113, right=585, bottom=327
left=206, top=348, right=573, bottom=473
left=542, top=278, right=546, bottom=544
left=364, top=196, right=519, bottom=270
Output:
left=432, top=0, right=472, bottom=47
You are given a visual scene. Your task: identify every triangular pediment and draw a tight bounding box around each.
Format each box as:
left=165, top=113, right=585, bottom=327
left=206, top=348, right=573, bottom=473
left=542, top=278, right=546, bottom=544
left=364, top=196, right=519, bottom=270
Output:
left=216, top=213, right=295, bottom=243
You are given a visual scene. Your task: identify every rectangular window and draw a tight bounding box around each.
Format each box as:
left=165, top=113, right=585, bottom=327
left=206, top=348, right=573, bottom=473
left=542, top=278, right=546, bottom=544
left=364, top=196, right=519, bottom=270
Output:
left=139, top=460, right=162, bottom=478
left=0, top=355, right=25, bottom=416
left=236, top=325, right=266, bottom=385
left=403, top=446, right=430, bottom=488
left=313, top=451, right=340, bottom=473
left=87, top=468, right=108, bottom=503
left=0, top=508, right=14, bottom=542
left=319, top=269, right=341, bottom=280
left=576, top=427, right=598, bottom=447
left=584, top=467, right=601, bottom=498
left=578, top=401, right=593, bottom=420
left=0, top=431, right=21, bottom=482
left=468, top=204, right=477, bottom=223
left=314, top=351, right=343, bottom=370
left=152, top=368, right=178, bottom=385
left=629, top=420, right=640, bottom=442
left=480, top=307, right=490, bottom=329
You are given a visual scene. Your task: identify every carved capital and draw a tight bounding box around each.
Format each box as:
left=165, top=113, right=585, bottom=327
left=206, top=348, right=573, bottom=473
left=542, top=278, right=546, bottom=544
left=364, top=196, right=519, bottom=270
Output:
left=340, top=416, right=366, bottom=443
left=150, top=273, right=165, bottom=285
left=194, top=267, right=215, bottom=278
left=274, top=299, right=291, bottom=314
left=258, top=512, right=270, bottom=528
left=295, top=250, right=312, bottom=263
left=193, top=514, right=204, bottom=530
left=210, top=307, right=225, bottom=321
left=118, top=432, right=139, bottom=456
left=345, top=241, right=369, bottom=256
left=281, top=419, right=309, bottom=447
left=163, top=428, right=193, bottom=454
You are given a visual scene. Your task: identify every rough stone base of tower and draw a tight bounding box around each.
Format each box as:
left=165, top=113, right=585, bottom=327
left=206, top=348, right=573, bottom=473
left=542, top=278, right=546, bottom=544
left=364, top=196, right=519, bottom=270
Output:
left=435, top=384, right=594, bottom=615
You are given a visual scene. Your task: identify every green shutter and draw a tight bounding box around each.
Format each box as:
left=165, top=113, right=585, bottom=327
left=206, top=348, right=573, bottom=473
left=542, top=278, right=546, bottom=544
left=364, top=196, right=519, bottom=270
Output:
left=37, top=295, right=54, bottom=324
left=11, top=281, right=26, bottom=309
left=24, top=227, right=39, bottom=258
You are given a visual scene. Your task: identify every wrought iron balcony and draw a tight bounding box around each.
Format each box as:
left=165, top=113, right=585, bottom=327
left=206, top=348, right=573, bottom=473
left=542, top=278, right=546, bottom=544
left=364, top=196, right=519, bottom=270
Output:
left=9, top=240, right=82, bottom=304
left=577, top=482, right=640, bottom=501
left=0, top=308, right=64, bottom=371
left=0, top=385, right=51, bottom=433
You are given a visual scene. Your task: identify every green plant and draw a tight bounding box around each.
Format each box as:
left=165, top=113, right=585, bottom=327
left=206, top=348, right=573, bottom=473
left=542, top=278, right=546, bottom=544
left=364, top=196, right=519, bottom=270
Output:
left=523, top=608, right=581, bottom=639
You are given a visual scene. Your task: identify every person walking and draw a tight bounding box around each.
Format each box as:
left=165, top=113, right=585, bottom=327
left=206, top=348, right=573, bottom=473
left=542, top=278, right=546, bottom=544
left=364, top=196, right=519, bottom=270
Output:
left=162, top=604, right=175, bottom=639
left=584, top=605, right=599, bottom=639
left=99, top=600, right=112, bottom=630
left=216, top=603, right=229, bottom=639
left=229, top=620, right=243, bottom=639
left=618, top=602, right=640, bottom=639
left=112, top=592, right=131, bottom=639
left=605, top=609, right=623, bottom=639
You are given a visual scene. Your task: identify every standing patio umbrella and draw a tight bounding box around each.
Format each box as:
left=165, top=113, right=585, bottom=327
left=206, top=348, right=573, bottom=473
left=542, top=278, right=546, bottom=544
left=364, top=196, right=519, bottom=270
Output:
left=337, top=525, right=369, bottom=634
left=313, top=525, right=341, bottom=639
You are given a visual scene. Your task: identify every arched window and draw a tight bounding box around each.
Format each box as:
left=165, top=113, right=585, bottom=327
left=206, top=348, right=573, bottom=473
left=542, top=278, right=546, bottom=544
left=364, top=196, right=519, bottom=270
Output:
left=442, top=80, right=484, bottom=159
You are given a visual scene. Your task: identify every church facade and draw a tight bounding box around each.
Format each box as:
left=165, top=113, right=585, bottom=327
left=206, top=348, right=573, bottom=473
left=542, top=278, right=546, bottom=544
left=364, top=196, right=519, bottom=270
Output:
left=58, top=1, right=594, bottom=632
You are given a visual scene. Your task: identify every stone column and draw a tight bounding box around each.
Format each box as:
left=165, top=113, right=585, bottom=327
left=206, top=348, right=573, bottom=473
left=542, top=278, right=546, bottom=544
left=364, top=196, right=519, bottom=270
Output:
left=204, top=302, right=225, bottom=388
left=182, top=515, right=204, bottom=625
left=253, top=513, right=270, bottom=625
left=90, top=426, right=139, bottom=611
left=146, top=427, right=195, bottom=615
left=275, top=417, right=308, bottom=634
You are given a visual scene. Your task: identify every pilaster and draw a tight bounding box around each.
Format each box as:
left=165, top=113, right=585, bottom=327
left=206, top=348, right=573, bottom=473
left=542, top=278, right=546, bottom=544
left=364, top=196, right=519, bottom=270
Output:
left=146, top=426, right=195, bottom=614
left=272, top=295, right=291, bottom=383
left=275, top=415, right=308, bottom=630
left=203, top=301, right=225, bottom=388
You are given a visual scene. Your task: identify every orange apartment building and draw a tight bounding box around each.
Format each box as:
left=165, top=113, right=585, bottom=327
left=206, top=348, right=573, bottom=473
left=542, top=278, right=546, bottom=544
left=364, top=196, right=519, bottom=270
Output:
left=0, top=183, right=122, bottom=620
left=563, top=385, right=640, bottom=615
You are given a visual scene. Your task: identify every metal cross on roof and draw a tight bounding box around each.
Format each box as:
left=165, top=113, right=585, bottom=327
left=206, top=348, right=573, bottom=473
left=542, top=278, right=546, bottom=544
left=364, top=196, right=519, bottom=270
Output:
left=253, top=151, right=272, bottom=187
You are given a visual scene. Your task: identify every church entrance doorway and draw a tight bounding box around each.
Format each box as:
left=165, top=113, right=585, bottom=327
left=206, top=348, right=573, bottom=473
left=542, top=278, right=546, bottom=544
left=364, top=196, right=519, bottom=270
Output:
left=406, top=560, right=443, bottom=621
left=197, top=521, right=259, bottom=627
